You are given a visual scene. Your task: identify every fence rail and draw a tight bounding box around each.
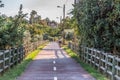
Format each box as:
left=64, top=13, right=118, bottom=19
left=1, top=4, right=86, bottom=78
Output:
left=0, top=40, right=47, bottom=75
left=68, top=42, right=120, bottom=80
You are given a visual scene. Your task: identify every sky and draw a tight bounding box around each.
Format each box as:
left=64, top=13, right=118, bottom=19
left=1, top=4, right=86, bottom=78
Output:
left=0, top=0, right=74, bottom=22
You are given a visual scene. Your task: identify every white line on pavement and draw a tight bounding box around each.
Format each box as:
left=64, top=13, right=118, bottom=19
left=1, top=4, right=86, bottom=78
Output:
left=53, top=57, right=56, bottom=59
left=54, top=77, right=57, bottom=80
left=53, top=61, right=56, bottom=64
left=53, top=67, right=56, bottom=71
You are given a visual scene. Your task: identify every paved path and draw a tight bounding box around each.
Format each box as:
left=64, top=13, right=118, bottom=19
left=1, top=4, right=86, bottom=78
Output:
left=17, top=42, right=95, bottom=80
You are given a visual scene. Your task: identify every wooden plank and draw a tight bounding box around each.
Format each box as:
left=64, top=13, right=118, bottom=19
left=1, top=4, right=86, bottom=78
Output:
left=10, top=63, right=13, bottom=66
left=4, top=50, right=9, bottom=54
left=108, top=55, right=114, bottom=59
left=101, top=52, right=106, bottom=56
left=0, top=52, right=3, bottom=56
left=115, top=75, right=120, bottom=80
left=4, top=65, right=9, bottom=69
left=115, top=66, right=120, bottom=70
left=96, top=50, right=101, bottom=53
left=3, top=51, right=5, bottom=73
left=10, top=56, right=13, bottom=58
left=95, top=63, right=99, bottom=67
left=111, top=56, right=115, bottom=80
left=92, top=55, right=96, bottom=58
left=100, top=66, right=106, bottom=71
left=92, top=61, right=95, bottom=64
left=107, top=71, right=112, bottom=75
left=101, top=59, right=106, bottom=63
left=0, top=60, right=3, bottom=64
left=4, top=58, right=9, bottom=61
left=88, top=59, right=91, bottom=61
left=107, top=62, right=113, bottom=66
left=115, top=57, right=120, bottom=62
left=96, top=57, right=100, bottom=60
left=0, top=69, right=3, bottom=73
left=105, top=53, right=108, bottom=75
left=8, top=49, right=11, bottom=69
left=16, top=48, right=19, bottom=64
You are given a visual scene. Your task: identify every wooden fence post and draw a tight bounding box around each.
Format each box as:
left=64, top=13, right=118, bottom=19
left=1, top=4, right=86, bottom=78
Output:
left=8, top=49, right=11, bottom=69
left=111, top=56, right=115, bottom=80
left=86, top=48, right=89, bottom=64
left=92, top=49, right=96, bottom=68
left=3, top=50, right=5, bottom=74
left=90, top=49, right=92, bottom=66
left=98, top=51, right=102, bottom=72
left=0, top=51, right=3, bottom=74
left=81, top=46, right=84, bottom=61
left=105, top=53, right=108, bottom=75
left=16, top=48, right=19, bottom=64
left=83, top=47, right=86, bottom=62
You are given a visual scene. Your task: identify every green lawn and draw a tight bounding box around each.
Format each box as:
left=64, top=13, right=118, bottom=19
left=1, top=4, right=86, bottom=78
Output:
left=0, top=43, right=47, bottom=80
left=63, top=46, right=109, bottom=80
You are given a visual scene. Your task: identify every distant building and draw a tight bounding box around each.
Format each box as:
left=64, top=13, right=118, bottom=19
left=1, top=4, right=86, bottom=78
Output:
left=48, top=21, right=58, bottom=28
left=39, top=20, right=48, bottom=26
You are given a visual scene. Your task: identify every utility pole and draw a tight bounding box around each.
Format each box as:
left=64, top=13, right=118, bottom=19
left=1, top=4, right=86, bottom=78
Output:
left=60, top=16, right=62, bottom=23
left=57, top=4, right=66, bottom=44
left=63, top=4, right=65, bottom=19
left=74, top=0, right=76, bottom=4
left=57, top=4, right=65, bottom=19
left=74, top=0, right=79, bottom=4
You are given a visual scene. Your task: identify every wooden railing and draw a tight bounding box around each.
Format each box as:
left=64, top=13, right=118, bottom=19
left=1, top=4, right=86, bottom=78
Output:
left=24, top=41, right=45, bottom=56
left=68, top=42, right=120, bottom=80
left=0, top=40, right=47, bottom=75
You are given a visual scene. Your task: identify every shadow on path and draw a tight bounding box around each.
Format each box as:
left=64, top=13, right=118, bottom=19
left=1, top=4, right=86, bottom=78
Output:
left=17, top=42, right=96, bottom=80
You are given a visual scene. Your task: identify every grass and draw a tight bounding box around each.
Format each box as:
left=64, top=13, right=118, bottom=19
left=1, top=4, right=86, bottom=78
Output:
left=62, top=46, right=109, bottom=80
left=0, top=43, right=47, bottom=80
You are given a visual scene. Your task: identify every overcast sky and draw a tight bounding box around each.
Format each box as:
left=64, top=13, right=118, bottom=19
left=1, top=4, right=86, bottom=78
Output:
left=0, top=0, right=74, bottom=22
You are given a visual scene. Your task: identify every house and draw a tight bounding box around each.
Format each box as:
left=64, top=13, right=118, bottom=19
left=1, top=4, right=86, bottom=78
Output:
left=48, top=21, right=58, bottom=28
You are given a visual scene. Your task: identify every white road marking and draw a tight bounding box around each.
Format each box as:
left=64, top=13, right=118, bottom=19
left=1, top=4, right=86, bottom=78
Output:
left=53, top=61, right=56, bottom=64
left=54, top=77, right=57, bottom=80
left=53, top=67, right=57, bottom=71
left=53, top=57, right=56, bottom=59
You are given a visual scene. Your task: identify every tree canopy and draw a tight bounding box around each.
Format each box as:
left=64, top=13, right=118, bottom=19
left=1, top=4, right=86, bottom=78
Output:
left=73, top=0, right=120, bottom=55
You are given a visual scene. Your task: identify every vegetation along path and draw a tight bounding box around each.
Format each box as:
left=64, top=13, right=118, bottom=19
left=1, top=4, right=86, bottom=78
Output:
left=17, top=42, right=95, bottom=80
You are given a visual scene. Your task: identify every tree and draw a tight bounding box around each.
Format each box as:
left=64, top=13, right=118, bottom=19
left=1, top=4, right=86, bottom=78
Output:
left=0, top=4, right=28, bottom=49
left=73, top=0, right=120, bottom=55
left=29, top=10, right=37, bottom=24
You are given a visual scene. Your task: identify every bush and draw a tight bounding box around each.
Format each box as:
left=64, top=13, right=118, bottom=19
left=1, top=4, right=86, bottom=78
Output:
left=73, top=0, right=120, bottom=55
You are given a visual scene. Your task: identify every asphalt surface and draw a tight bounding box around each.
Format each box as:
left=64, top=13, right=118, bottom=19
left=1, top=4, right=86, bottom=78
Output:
left=17, top=42, right=96, bottom=80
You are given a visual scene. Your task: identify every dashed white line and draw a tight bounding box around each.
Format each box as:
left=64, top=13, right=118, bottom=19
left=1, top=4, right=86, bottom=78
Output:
left=53, top=57, right=56, bottom=59
left=54, top=77, right=57, bottom=80
left=53, top=67, right=57, bottom=71
left=53, top=61, right=56, bottom=64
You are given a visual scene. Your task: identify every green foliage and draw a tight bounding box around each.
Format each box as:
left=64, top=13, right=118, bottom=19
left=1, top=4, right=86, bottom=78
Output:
left=73, top=0, right=120, bottom=55
left=65, top=32, right=74, bottom=40
left=0, top=4, right=27, bottom=49
left=43, top=33, right=49, bottom=40
left=48, top=28, right=60, bottom=37
left=60, top=17, right=76, bottom=30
